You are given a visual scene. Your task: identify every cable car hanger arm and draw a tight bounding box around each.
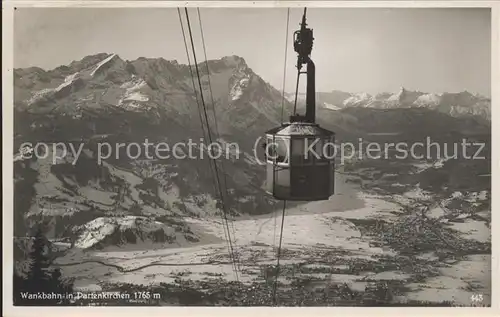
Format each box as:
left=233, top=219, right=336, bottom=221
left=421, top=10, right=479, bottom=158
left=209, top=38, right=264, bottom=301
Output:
left=291, top=8, right=316, bottom=124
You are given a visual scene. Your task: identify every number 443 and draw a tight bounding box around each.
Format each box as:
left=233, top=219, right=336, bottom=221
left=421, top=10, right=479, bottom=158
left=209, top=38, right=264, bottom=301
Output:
left=470, top=294, right=483, bottom=302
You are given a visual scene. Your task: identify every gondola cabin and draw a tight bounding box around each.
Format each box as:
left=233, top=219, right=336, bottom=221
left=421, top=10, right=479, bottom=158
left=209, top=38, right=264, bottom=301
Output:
left=264, top=8, right=335, bottom=201
left=264, top=119, right=335, bottom=201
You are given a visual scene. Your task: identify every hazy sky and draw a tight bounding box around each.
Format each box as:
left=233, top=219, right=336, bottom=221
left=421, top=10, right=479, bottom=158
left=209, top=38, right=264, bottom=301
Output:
left=14, top=7, right=491, bottom=96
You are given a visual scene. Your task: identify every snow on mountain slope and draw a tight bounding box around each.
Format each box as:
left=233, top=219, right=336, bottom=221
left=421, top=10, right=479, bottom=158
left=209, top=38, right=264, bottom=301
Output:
left=343, top=92, right=372, bottom=107
left=90, top=53, right=118, bottom=77
left=323, top=103, right=342, bottom=110
left=386, top=87, right=424, bottom=107
left=26, top=71, right=85, bottom=109
left=117, top=76, right=154, bottom=111
left=414, top=93, right=441, bottom=108
left=73, top=216, right=196, bottom=249
left=230, top=77, right=250, bottom=101
left=224, top=56, right=252, bottom=102
left=449, top=102, right=491, bottom=120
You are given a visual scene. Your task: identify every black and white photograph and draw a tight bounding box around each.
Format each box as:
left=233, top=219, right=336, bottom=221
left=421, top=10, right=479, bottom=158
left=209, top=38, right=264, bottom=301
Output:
left=4, top=2, right=496, bottom=310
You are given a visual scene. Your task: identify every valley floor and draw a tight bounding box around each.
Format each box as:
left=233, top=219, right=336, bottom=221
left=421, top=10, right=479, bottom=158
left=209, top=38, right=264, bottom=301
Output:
left=54, top=174, right=491, bottom=306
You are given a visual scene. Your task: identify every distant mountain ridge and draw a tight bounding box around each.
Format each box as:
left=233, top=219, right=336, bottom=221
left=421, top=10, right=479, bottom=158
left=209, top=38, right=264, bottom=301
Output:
left=285, top=87, right=491, bottom=121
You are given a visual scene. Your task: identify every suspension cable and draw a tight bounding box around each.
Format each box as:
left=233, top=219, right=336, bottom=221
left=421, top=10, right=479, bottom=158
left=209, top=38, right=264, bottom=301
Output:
left=183, top=7, right=239, bottom=281
left=177, top=9, right=207, bottom=135
left=280, top=8, right=291, bottom=125
left=272, top=200, right=287, bottom=306
left=177, top=6, right=226, bottom=241
left=196, top=8, right=241, bottom=272
left=178, top=7, right=224, bottom=225
left=274, top=7, right=291, bottom=254
left=178, top=8, right=238, bottom=280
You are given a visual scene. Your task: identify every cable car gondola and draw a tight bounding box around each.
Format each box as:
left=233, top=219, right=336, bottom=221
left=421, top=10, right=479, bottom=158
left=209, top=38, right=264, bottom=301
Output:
left=264, top=9, right=335, bottom=201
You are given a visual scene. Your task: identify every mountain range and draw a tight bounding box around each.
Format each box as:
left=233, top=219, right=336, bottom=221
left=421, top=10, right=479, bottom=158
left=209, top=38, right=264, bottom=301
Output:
left=286, top=87, right=491, bottom=121
left=13, top=53, right=491, bottom=252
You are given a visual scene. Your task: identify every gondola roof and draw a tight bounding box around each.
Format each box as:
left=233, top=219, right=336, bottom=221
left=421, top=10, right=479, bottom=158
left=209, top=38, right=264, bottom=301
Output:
left=265, top=121, right=335, bottom=137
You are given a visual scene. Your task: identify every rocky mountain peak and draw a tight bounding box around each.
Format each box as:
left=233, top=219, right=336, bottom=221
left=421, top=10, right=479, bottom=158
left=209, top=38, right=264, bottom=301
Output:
left=220, top=55, right=248, bottom=69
